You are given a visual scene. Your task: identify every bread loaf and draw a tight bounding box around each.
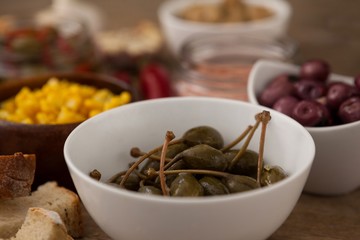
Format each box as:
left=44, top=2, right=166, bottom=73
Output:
left=9, top=207, right=73, bottom=240
left=0, top=152, right=36, bottom=199
left=0, top=182, right=83, bottom=239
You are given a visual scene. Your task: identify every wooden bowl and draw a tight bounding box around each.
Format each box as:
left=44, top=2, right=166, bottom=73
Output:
left=0, top=72, right=133, bottom=190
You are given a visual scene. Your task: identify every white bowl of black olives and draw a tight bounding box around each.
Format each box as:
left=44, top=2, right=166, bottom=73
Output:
left=64, top=97, right=315, bottom=240
left=248, top=59, right=360, bottom=195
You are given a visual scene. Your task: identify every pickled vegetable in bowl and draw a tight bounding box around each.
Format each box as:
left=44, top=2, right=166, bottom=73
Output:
left=64, top=97, right=315, bottom=240
left=89, top=111, right=289, bottom=197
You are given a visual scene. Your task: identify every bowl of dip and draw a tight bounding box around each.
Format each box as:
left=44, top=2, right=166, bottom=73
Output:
left=158, top=0, right=292, bottom=55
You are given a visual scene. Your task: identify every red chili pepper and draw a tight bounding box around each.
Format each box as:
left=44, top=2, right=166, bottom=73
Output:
left=139, top=62, right=172, bottom=99
left=113, top=71, right=132, bottom=85
left=74, top=62, right=94, bottom=72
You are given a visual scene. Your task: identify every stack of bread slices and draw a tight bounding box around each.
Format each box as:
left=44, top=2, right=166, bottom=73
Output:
left=0, top=153, right=83, bottom=240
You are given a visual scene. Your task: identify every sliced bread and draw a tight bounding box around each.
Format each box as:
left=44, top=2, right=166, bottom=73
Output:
left=0, top=152, right=36, bottom=199
left=9, top=207, right=73, bottom=240
left=0, top=182, right=82, bottom=239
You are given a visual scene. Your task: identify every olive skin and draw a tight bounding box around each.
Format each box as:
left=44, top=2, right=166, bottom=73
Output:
left=199, top=176, right=229, bottom=196
left=183, top=126, right=224, bottom=149
left=138, top=186, right=162, bottom=195
left=180, top=144, right=228, bottom=171
left=225, top=149, right=259, bottom=177
left=261, top=165, right=287, bottom=186
left=223, top=175, right=259, bottom=193
left=170, top=173, right=204, bottom=197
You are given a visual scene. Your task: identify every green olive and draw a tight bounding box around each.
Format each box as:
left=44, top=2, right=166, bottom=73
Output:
left=226, top=149, right=259, bottom=177
left=153, top=142, right=189, bottom=158
left=223, top=174, right=259, bottom=193
left=199, top=176, right=229, bottom=196
left=166, top=159, right=187, bottom=186
left=261, top=165, right=287, bottom=186
left=112, top=172, right=140, bottom=191
left=140, top=160, right=160, bottom=174
left=170, top=173, right=204, bottom=197
left=138, top=186, right=162, bottom=195
left=180, top=144, right=228, bottom=171
left=183, top=126, right=224, bottom=149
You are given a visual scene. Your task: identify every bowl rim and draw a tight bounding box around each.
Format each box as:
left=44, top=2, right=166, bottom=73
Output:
left=178, top=33, right=297, bottom=72
left=64, top=96, right=315, bottom=204
left=0, top=72, right=132, bottom=127
left=247, top=59, right=360, bottom=132
left=158, top=0, right=292, bottom=31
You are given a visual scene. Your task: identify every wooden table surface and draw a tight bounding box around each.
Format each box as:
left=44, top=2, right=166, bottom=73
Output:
left=1, top=1, right=359, bottom=239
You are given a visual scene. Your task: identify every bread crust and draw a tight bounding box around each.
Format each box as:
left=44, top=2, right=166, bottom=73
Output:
left=0, top=153, right=36, bottom=199
left=10, top=207, right=74, bottom=240
left=0, top=181, right=83, bottom=239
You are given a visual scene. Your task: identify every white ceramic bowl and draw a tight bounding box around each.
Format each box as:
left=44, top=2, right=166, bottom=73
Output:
left=248, top=60, right=360, bottom=195
left=64, top=97, right=314, bottom=240
left=158, top=0, right=292, bottom=55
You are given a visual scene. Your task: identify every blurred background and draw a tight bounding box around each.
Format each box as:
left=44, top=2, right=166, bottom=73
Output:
left=0, top=0, right=359, bottom=76
left=0, top=2, right=359, bottom=239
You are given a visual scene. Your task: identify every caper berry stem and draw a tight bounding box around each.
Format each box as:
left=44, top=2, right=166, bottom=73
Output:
left=256, top=111, right=271, bottom=184
left=106, top=170, right=127, bottom=183
left=228, top=116, right=261, bottom=169
left=148, top=168, right=230, bottom=178
left=221, top=125, right=253, bottom=152
left=119, top=138, right=182, bottom=187
left=159, top=131, right=175, bottom=196
left=130, top=147, right=172, bottom=162
left=163, top=154, right=181, bottom=170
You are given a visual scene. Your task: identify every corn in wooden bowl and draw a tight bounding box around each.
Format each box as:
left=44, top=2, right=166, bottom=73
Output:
left=0, top=72, right=132, bottom=190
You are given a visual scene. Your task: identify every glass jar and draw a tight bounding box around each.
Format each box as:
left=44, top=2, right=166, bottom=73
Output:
left=0, top=16, right=100, bottom=80
left=174, top=34, right=296, bottom=101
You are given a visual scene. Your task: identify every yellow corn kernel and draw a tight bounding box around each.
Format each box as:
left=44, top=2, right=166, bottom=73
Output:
left=93, top=89, right=114, bottom=103
left=57, top=107, right=86, bottom=124
left=89, top=109, right=102, bottom=118
left=0, top=110, right=10, bottom=120
left=119, top=91, right=131, bottom=104
left=40, top=99, right=57, bottom=114
left=103, top=97, right=121, bottom=110
left=36, top=112, right=57, bottom=124
left=65, top=95, right=83, bottom=112
left=84, top=98, right=103, bottom=110
left=14, top=87, right=31, bottom=104
left=1, top=99, right=16, bottom=113
left=14, top=108, right=30, bottom=121
left=0, top=78, right=131, bottom=124
left=20, top=118, right=34, bottom=124
left=77, top=85, right=97, bottom=97
left=17, top=98, right=40, bottom=118
left=103, top=92, right=132, bottom=110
